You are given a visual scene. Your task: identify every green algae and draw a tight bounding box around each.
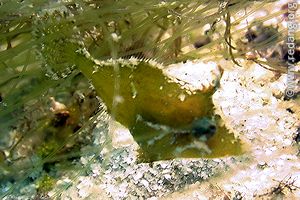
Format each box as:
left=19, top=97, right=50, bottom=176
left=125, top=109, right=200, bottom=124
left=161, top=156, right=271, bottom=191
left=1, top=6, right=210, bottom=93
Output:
left=36, top=174, right=55, bottom=194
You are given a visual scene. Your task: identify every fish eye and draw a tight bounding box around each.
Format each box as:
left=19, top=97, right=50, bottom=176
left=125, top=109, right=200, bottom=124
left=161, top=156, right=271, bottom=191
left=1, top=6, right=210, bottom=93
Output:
left=191, top=118, right=216, bottom=140
left=208, top=125, right=216, bottom=133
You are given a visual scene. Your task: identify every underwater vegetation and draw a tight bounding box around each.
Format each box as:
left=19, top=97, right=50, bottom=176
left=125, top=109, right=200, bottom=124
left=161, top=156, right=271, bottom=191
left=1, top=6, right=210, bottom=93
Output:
left=0, top=0, right=294, bottom=197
